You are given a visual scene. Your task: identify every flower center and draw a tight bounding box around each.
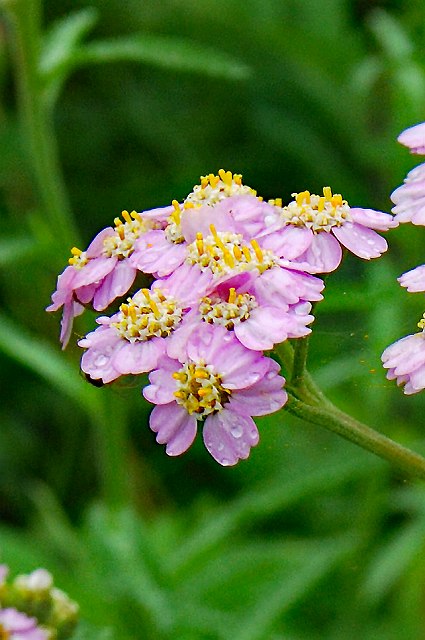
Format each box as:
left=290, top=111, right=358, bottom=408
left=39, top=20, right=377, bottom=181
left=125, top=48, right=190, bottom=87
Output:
left=186, top=224, right=275, bottom=277
left=111, top=288, right=183, bottom=342
left=184, top=169, right=256, bottom=207
left=275, top=187, right=352, bottom=233
left=172, top=361, right=231, bottom=417
left=103, top=210, right=156, bottom=259
left=199, top=287, right=257, bottom=329
left=68, top=247, right=88, bottom=269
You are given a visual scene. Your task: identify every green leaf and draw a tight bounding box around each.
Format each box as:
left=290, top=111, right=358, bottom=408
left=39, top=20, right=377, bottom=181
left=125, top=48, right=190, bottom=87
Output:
left=40, top=8, right=98, bottom=77
left=0, top=312, right=101, bottom=415
left=40, top=8, right=98, bottom=106
left=73, top=34, right=250, bottom=80
left=0, top=235, right=36, bottom=265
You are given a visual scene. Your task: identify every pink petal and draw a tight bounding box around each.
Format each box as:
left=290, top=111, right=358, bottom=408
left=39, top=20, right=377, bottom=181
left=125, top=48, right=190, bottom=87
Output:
left=79, top=332, right=123, bottom=384
left=153, top=262, right=213, bottom=304
left=112, top=338, right=165, bottom=375
left=149, top=403, right=197, bottom=456
left=186, top=325, right=268, bottom=389
left=253, top=266, right=323, bottom=307
left=259, top=226, right=313, bottom=260
left=131, top=230, right=186, bottom=277
left=398, top=265, right=425, bottom=292
left=93, top=261, right=136, bottom=310
left=228, top=363, right=287, bottom=417
left=398, top=121, right=425, bottom=154
left=59, top=300, right=84, bottom=349
left=350, top=207, right=398, bottom=230
left=293, top=232, right=342, bottom=273
left=73, top=256, right=116, bottom=288
left=203, top=410, right=259, bottom=466
left=180, top=201, right=235, bottom=242
left=86, top=227, right=115, bottom=257
left=144, top=357, right=181, bottom=404
left=233, top=306, right=298, bottom=350
left=332, top=222, right=387, bottom=259
left=223, top=195, right=280, bottom=238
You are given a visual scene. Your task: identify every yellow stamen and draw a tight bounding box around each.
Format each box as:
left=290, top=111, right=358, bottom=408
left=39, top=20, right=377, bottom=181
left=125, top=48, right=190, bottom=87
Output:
left=250, top=239, right=263, bottom=262
left=195, top=369, right=209, bottom=379
left=131, top=210, right=142, bottom=221
left=174, top=391, right=185, bottom=399
left=114, top=217, right=123, bottom=227
left=233, top=245, right=242, bottom=260
left=323, top=186, right=332, bottom=201
left=70, top=247, right=82, bottom=256
left=122, top=210, right=132, bottom=224
left=228, top=288, right=236, bottom=304
left=196, top=232, right=204, bottom=255
left=317, top=197, right=325, bottom=212
left=242, top=246, right=252, bottom=262
left=218, top=169, right=233, bottom=186
left=198, top=387, right=211, bottom=397
left=223, top=249, right=235, bottom=268
left=184, top=202, right=195, bottom=209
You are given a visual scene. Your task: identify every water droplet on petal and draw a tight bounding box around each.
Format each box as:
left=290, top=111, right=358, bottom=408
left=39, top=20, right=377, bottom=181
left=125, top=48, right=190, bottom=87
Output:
left=220, top=457, right=230, bottom=466
left=230, top=424, right=243, bottom=438
left=94, top=354, right=109, bottom=367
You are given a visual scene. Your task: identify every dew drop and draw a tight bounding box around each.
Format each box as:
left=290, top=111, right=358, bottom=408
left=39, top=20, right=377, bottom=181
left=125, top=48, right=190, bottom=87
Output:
left=94, top=354, right=109, bottom=367
left=230, top=424, right=243, bottom=438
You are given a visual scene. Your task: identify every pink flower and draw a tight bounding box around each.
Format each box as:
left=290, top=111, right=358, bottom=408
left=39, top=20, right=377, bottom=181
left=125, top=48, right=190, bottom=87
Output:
left=398, top=264, right=425, bottom=292
left=390, top=122, right=425, bottom=225
left=47, top=207, right=170, bottom=348
left=397, top=121, right=425, bottom=154
left=78, top=287, right=190, bottom=383
left=268, top=188, right=397, bottom=273
left=131, top=171, right=260, bottom=278
left=391, top=163, right=425, bottom=225
left=153, top=220, right=325, bottom=305
left=165, top=272, right=314, bottom=358
left=382, top=318, right=425, bottom=395
left=143, top=324, right=287, bottom=465
left=0, top=608, right=48, bottom=640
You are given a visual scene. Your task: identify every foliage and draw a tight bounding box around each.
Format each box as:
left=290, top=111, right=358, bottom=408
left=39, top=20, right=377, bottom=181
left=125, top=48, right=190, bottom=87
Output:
left=1, top=0, right=425, bottom=638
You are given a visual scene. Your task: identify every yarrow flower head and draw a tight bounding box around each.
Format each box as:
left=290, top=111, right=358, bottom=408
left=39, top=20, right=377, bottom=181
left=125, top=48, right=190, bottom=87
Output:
left=47, top=169, right=398, bottom=464
left=268, top=187, right=397, bottom=273
left=143, top=324, right=287, bottom=465
left=78, top=286, right=191, bottom=384
left=47, top=205, right=172, bottom=348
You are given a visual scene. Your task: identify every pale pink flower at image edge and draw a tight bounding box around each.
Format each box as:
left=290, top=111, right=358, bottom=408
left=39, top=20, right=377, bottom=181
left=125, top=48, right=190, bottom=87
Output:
left=391, top=121, right=425, bottom=225
left=382, top=331, right=425, bottom=395
left=143, top=324, right=287, bottom=466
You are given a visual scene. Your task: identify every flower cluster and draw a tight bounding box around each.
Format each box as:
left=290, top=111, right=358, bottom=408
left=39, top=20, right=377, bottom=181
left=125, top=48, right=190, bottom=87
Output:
left=382, top=122, right=425, bottom=394
left=0, top=565, right=79, bottom=639
left=48, top=170, right=396, bottom=463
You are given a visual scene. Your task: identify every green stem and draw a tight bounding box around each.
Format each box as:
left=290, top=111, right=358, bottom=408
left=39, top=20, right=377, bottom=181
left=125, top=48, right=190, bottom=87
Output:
left=91, top=392, right=131, bottom=509
left=285, top=393, right=425, bottom=480
left=4, top=0, right=79, bottom=246
left=291, top=334, right=310, bottom=385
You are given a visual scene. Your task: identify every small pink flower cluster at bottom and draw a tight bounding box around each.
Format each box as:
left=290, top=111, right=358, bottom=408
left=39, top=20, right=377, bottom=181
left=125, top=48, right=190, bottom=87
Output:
left=0, top=608, right=47, bottom=640
left=47, top=170, right=397, bottom=463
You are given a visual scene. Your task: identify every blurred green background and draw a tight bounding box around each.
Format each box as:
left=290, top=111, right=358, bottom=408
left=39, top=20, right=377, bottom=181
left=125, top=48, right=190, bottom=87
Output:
left=1, top=0, right=425, bottom=638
